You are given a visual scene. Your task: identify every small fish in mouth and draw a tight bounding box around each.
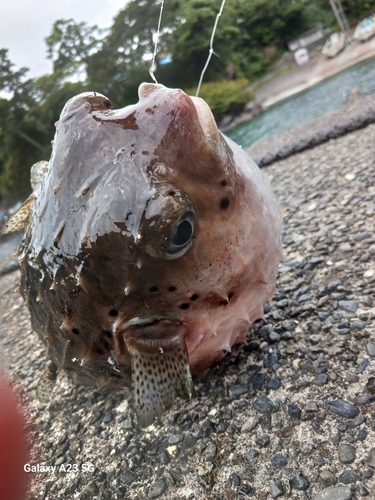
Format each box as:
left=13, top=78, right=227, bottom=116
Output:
left=4, top=83, right=282, bottom=427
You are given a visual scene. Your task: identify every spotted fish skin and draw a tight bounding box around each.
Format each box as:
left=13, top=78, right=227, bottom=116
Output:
left=17, top=83, right=282, bottom=425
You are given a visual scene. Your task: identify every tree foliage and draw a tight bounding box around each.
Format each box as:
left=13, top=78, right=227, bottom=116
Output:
left=1, top=0, right=375, bottom=201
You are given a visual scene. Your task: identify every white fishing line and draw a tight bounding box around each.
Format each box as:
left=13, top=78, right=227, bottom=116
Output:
left=149, top=0, right=165, bottom=84
left=196, top=0, right=227, bottom=97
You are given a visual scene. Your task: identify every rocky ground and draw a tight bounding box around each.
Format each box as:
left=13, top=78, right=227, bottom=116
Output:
left=0, top=117, right=375, bottom=500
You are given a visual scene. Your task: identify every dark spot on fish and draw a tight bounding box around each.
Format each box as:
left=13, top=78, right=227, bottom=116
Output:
left=103, top=330, right=112, bottom=338
left=53, top=187, right=59, bottom=195
left=219, top=299, right=229, bottom=306
left=168, top=286, right=176, bottom=292
left=81, top=187, right=90, bottom=195
left=220, top=198, right=230, bottom=210
left=180, top=303, right=189, bottom=309
left=72, top=328, right=79, bottom=335
left=95, top=347, right=104, bottom=355
left=190, top=294, right=199, bottom=301
left=142, top=151, right=149, bottom=156
left=109, top=309, right=118, bottom=317
left=220, top=180, right=227, bottom=186
left=149, top=286, right=158, bottom=293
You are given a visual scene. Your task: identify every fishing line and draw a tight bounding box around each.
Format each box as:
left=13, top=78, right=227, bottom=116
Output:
left=196, top=0, right=227, bottom=97
left=149, top=0, right=165, bottom=84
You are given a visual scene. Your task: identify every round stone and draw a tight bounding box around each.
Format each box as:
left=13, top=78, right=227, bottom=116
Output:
left=267, top=377, right=281, bottom=390
left=338, top=470, right=360, bottom=484
left=338, top=443, right=356, bottom=464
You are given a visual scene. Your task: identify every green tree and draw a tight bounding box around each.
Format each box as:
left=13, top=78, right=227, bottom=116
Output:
left=45, top=19, right=104, bottom=81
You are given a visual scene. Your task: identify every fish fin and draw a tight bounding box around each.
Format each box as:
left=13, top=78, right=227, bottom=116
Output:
left=125, top=326, right=195, bottom=427
left=30, top=160, right=49, bottom=191
left=36, top=361, right=58, bottom=404
left=1, top=195, right=35, bottom=234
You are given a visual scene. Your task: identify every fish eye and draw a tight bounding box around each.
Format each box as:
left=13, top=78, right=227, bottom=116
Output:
left=166, top=210, right=195, bottom=258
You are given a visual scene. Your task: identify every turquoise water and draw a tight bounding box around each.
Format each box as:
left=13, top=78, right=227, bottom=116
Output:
left=227, top=56, right=375, bottom=148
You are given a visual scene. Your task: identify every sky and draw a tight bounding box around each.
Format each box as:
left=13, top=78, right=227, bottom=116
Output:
left=0, top=0, right=128, bottom=78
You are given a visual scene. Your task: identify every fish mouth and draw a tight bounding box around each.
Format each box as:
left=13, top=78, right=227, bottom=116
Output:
left=125, top=316, right=179, bottom=328
left=119, top=317, right=195, bottom=427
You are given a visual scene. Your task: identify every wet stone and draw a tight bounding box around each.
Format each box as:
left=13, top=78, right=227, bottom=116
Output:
left=270, top=481, right=284, bottom=498
left=312, top=486, right=352, bottom=500
left=326, top=400, right=359, bottom=419
left=253, top=395, right=277, bottom=414
left=230, top=385, right=249, bottom=397
left=338, top=300, right=358, bottom=312
left=258, top=324, right=274, bottom=337
left=271, top=453, right=288, bottom=467
left=168, top=434, right=183, bottom=445
left=338, top=443, right=356, bottom=464
left=349, top=415, right=366, bottom=428
left=327, top=280, right=342, bottom=291
left=253, top=372, right=266, bottom=390
left=230, top=472, right=241, bottom=486
left=267, top=377, right=281, bottom=390
left=147, top=479, right=168, bottom=499
left=269, top=331, right=281, bottom=342
left=120, top=471, right=137, bottom=486
left=338, top=470, right=360, bottom=484
left=159, top=451, right=170, bottom=465
left=298, top=294, right=311, bottom=302
left=264, top=348, right=279, bottom=368
left=315, top=374, right=328, bottom=386
left=290, top=470, right=309, bottom=490
left=350, top=320, right=364, bottom=330
left=288, top=403, right=301, bottom=420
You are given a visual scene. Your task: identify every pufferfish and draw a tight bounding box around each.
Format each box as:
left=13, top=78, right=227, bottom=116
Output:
left=3, top=83, right=282, bottom=427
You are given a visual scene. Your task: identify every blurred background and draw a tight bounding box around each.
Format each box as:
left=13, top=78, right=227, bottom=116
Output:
left=0, top=0, right=375, bottom=204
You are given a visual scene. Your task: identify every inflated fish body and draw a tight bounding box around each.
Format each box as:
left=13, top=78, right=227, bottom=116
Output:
left=12, top=84, right=282, bottom=426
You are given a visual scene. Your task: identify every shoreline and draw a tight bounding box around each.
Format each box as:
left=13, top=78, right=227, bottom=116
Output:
left=260, top=38, right=375, bottom=109
left=220, top=37, right=375, bottom=134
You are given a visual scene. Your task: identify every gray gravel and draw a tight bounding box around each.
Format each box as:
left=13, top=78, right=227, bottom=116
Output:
left=0, top=113, right=375, bottom=499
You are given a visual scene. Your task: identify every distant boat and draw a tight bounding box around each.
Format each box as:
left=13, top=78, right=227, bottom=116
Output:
left=353, top=16, right=375, bottom=42
left=322, top=32, right=346, bottom=58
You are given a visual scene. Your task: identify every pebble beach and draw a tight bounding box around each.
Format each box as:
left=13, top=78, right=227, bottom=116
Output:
left=0, top=99, right=375, bottom=499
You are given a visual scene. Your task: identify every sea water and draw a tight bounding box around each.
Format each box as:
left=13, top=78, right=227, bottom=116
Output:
left=227, top=56, right=375, bottom=148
